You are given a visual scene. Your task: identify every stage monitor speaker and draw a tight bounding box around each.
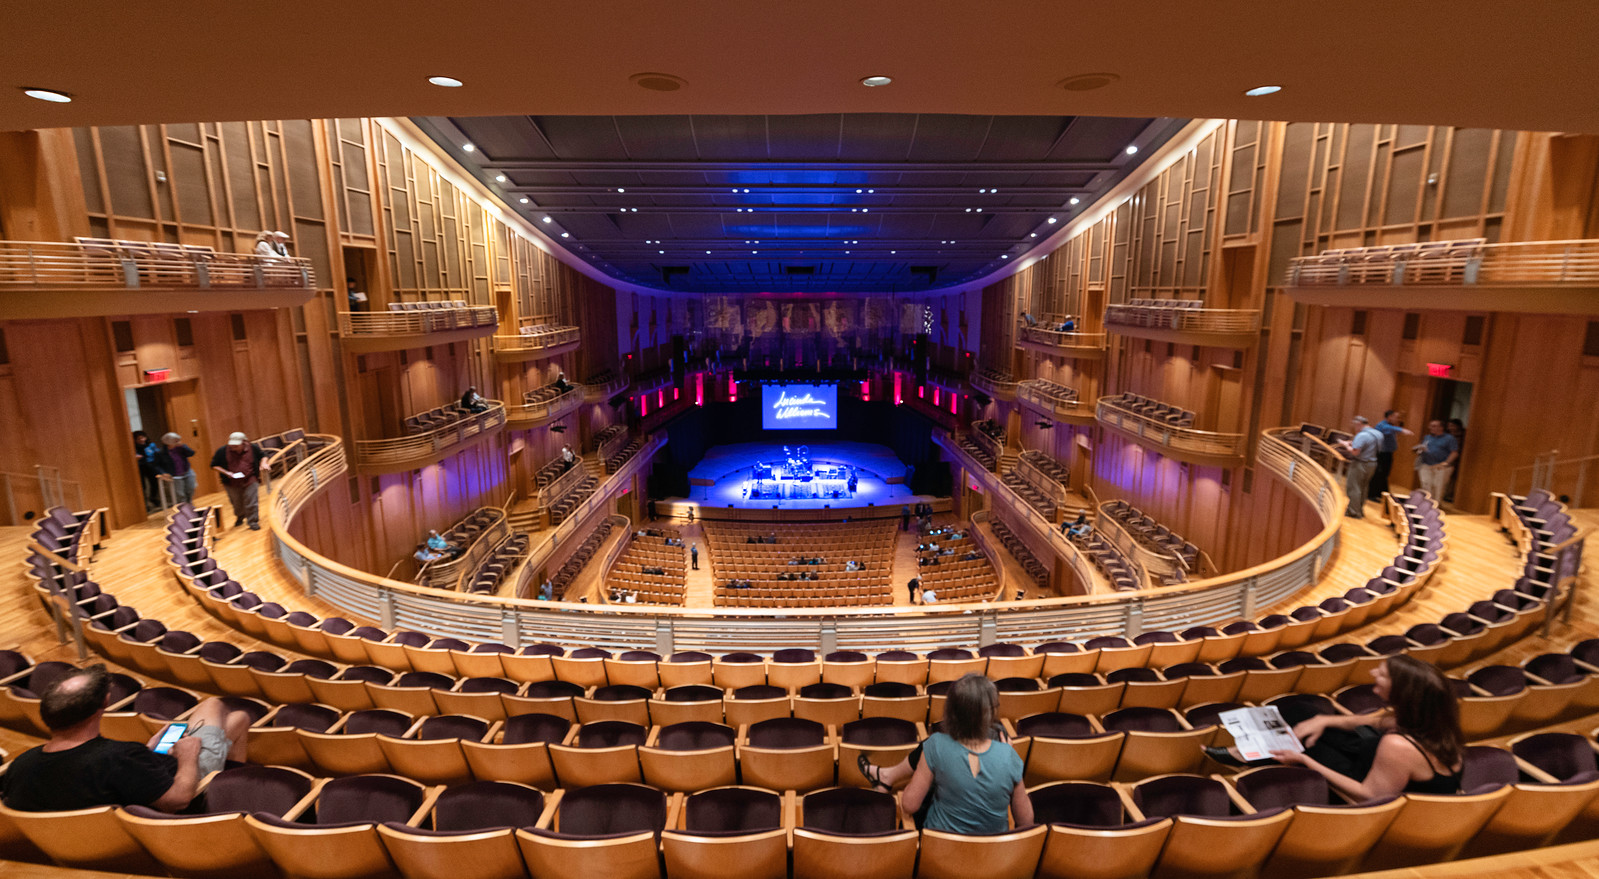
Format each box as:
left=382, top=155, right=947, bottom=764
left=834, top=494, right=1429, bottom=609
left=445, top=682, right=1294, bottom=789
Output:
left=971, top=391, right=992, bottom=407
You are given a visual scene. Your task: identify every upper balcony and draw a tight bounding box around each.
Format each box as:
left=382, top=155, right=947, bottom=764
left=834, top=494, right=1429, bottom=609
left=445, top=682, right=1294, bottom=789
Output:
left=1015, top=322, right=1108, bottom=359
left=350, top=401, right=506, bottom=474
left=1095, top=393, right=1247, bottom=467
left=0, top=239, right=315, bottom=319
left=1104, top=299, right=1261, bottom=348
left=584, top=372, right=631, bottom=402
left=1285, top=238, right=1599, bottom=315
left=633, top=369, right=677, bottom=397
left=505, top=385, right=583, bottom=429
left=339, top=302, right=498, bottom=353
left=1017, top=379, right=1096, bottom=426
left=491, top=325, right=581, bottom=362
left=969, top=367, right=1020, bottom=402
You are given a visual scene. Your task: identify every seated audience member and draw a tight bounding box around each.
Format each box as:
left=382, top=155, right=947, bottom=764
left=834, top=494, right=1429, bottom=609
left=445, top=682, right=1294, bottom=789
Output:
left=1060, top=314, right=1076, bottom=332
left=553, top=371, right=573, bottom=392
left=426, top=529, right=462, bottom=560
left=922, top=588, right=938, bottom=604
left=0, top=665, right=250, bottom=812
left=460, top=386, right=489, bottom=413
left=963, top=551, right=982, bottom=561
left=899, top=674, right=1030, bottom=832
left=1067, top=512, right=1092, bottom=538
left=562, top=444, right=576, bottom=471
left=845, top=560, right=861, bottom=572
left=415, top=546, right=443, bottom=564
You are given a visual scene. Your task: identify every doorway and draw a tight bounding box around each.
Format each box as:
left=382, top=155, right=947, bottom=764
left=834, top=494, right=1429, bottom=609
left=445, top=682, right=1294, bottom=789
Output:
left=342, top=246, right=378, bottom=312
left=1428, top=378, right=1473, bottom=427
left=125, top=378, right=208, bottom=509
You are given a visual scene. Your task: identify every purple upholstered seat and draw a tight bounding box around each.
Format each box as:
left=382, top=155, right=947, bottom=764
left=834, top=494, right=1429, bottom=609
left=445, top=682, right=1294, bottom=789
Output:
left=570, top=647, right=612, bottom=660
left=1102, top=707, right=1182, bottom=733
left=283, top=659, right=337, bottom=679
left=927, top=648, right=973, bottom=660
left=197, top=641, right=243, bottom=664
left=1525, top=653, right=1585, bottom=685
left=1218, top=657, right=1268, bottom=674
left=1034, top=641, right=1081, bottom=654
left=428, top=638, right=470, bottom=652
left=126, top=687, right=198, bottom=721
left=1048, top=672, right=1103, bottom=688
left=550, top=783, right=667, bottom=836
left=925, top=681, right=952, bottom=696
left=284, top=611, right=319, bottom=627
left=314, top=775, right=427, bottom=825
left=1461, top=745, right=1521, bottom=791
left=1014, top=712, right=1097, bottom=739
left=573, top=720, right=647, bottom=748
left=1085, top=637, right=1130, bottom=650
left=1183, top=702, right=1245, bottom=730
left=800, top=683, right=854, bottom=700
left=994, top=677, right=1042, bottom=692
left=343, top=709, right=413, bottom=736
left=670, top=651, right=712, bottom=662
left=979, top=643, right=1027, bottom=657
left=337, top=665, right=394, bottom=685
left=521, top=643, right=566, bottom=657
left=773, top=649, right=816, bottom=663
left=318, top=617, right=355, bottom=636
left=840, top=717, right=918, bottom=746
left=1319, top=643, right=1372, bottom=664
left=684, top=787, right=781, bottom=833
left=1512, top=733, right=1599, bottom=782
left=1029, top=781, right=1131, bottom=827
left=395, top=671, right=454, bottom=690
left=1106, top=668, right=1160, bottom=684
left=415, top=715, right=490, bottom=741
left=663, top=684, right=723, bottom=702
left=1269, top=651, right=1321, bottom=669
left=800, top=787, right=899, bottom=834
left=747, top=718, right=825, bottom=748
left=526, top=680, right=585, bottom=699
left=863, top=682, right=917, bottom=698
left=472, top=642, right=516, bottom=655
left=271, top=702, right=341, bottom=733
left=390, top=631, right=430, bottom=648
left=876, top=650, right=919, bottom=661
left=618, top=650, right=661, bottom=662
left=459, top=676, right=519, bottom=695
left=156, top=631, right=202, bottom=654
left=1232, top=766, right=1333, bottom=809
left=1163, top=663, right=1217, bottom=679
left=1334, top=684, right=1385, bottom=715
left=1133, top=775, right=1233, bottom=819
left=824, top=651, right=868, bottom=663
left=655, top=721, right=736, bottom=751
left=202, top=764, right=318, bottom=816
left=501, top=713, right=573, bottom=745
left=1365, top=635, right=1411, bottom=656
left=1469, top=666, right=1528, bottom=696
left=433, top=781, right=546, bottom=831
left=733, top=684, right=787, bottom=700
left=349, top=626, right=388, bottom=642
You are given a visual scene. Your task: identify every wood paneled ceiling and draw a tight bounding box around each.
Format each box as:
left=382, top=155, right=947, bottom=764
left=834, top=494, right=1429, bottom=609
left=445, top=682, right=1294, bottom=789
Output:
left=414, top=113, right=1185, bottom=292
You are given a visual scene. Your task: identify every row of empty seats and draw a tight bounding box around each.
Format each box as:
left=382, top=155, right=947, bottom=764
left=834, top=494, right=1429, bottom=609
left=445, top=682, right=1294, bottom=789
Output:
left=956, top=433, right=996, bottom=470
left=1296, top=238, right=1488, bottom=285
left=547, top=516, right=616, bottom=599
left=465, top=533, right=531, bottom=595
left=403, top=399, right=495, bottom=435
left=1070, top=529, right=1144, bottom=592
left=1099, top=392, right=1196, bottom=428
left=989, top=516, right=1050, bottom=589
left=67, top=236, right=309, bottom=287
left=1003, top=469, right=1059, bottom=522
left=1100, top=499, right=1200, bottom=572
left=1103, top=297, right=1206, bottom=327
left=916, top=531, right=1000, bottom=603
left=25, top=504, right=105, bottom=569
left=417, top=507, right=509, bottom=587
left=388, top=299, right=470, bottom=310
left=605, top=436, right=644, bottom=474
left=549, top=464, right=599, bottom=525
left=524, top=380, right=579, bottom=408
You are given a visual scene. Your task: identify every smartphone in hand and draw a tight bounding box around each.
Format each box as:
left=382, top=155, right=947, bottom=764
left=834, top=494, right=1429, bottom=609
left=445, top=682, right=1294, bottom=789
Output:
left=152, top=722, right=188, bottom=754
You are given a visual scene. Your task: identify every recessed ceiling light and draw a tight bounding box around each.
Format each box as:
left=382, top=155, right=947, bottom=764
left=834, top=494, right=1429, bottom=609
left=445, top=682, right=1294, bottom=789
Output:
left=861, top=208, right=868, bottom=213
left=494, top=175, right=507, bottom=183
left=1047, top=216, right=1058, bottom=223
left=974, top=208, right=981, bottom=212
left=752, top=250, right=758, bottom=254
left=965, top=208, right=972, bottom=213
left=860, top=75, right=893, bottom=87
left=659, top=250, right=665, bottom=254
left=1245, top=85, right=1282, bottom=96
left=560, top=232, right=570, bottom=238
left=541, top=216, right=552, bottom=223
left=519, top=197, right=530, bottom=204
left=462, top=143, right=475, bottom=152
left=1002, top=255, right=1009, bottom=259
left=427, top=76, right=464, bottom=88
left=22, top=87, right=73, bottom=103
left=868, top=189, right=874, bottom=193
left=630, top=72, right=687, bottom=92
left=1056, top=73, right=1120, bottom=92
left=1030, top=233, right=1037, bottom=238
left=706, top=250, right=712, bottom=254
left=1125, top=145, right=1138, bottom=155
left=1069, top=197, right=1081, bottom=205
left=978, top=188, right=987, bottom=194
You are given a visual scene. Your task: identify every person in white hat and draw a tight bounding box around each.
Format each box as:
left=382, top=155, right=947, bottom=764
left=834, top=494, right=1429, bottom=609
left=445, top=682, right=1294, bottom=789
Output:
left=252, top=231, right=290, bottom=258
left=211, top=432, right=267, bottom=530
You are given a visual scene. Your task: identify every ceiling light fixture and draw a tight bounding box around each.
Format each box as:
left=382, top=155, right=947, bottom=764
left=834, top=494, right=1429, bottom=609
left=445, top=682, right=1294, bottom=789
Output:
left=1056, top=72, right=1120, bottom=91
left=494, top=175, right=507, bottom=183
left=1125, top=145, right=1138, bottom=155
left=1069, top=197, right=1080, bottom=205
left=1031, top=233, right=1037, bottom=238
left=1048, top=216, right=1058, bottom=223
left=860, top=75, right=893, bottom=87
left=560, top=232, right=570, bottom=238
left=979, top=188, right=987, bottom=194
left=868, top=189, right=874, bottom=193
left=630, top=72, right=687, bottom=92
left=519, top=197, right=530, bottom=204
left=1245, top=85, right=1282, bottom=96
left=659, top=250, right=665, bottom=254
left=1002, top=255, right=1009, bottom=259
left=462, top=143, right=475, bottom=152
left=541, top=216, right=552, bottom=223
left=427, top=76, right=464, bottom=88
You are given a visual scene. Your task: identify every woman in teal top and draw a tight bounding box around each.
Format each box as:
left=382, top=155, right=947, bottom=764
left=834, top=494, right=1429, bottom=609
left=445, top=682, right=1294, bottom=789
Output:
left=900, top=674, right=1032, bottom=834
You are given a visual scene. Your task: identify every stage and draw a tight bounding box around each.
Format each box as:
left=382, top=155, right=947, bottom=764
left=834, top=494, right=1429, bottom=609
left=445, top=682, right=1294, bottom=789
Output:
left=679, top=442, right=927, bottom=517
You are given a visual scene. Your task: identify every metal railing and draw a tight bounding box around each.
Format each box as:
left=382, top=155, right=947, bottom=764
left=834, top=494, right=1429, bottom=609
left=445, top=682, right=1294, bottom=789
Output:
left=970, top=371, right=1020, bottom=400
left=537, top=460, right=592, bottom=510
left=1096, top=399, right=1248, bottom=459
left=0, top=240, right=313, bottom=290
left=1017, top=325, right=1109, bottom=350
left=491, top=326, right=581, bottom=355
left=0, top=466, right=86, bottom=527
left=338, top=305, right=498, bottom=337
left=1287, top=239, right=1599, bottom=287
left=266, top=429, right=1336, bottom=652
left=507, top=386, right=583, bottom=426
left=1103, top=305, right=1262, bottom=334
left=351, top=403, right=507, bottom=469
left=1096, top=507, right=1186, bottom=582
left=585, top=374, right=632, bottom=401
left=1017, top=380, right=1094, bottom=421
left=1014, top=453, right=1074, bottom=510
left=1510, top=451, right=1599, bottom=508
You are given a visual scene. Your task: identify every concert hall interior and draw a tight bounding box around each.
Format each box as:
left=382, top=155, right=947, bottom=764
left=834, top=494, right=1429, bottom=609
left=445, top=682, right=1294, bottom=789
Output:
left=3, top=5, right=1599, bottom=879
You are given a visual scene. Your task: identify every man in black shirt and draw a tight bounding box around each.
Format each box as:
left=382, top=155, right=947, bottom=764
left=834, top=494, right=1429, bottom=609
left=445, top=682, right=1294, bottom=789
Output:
left=0, top=665, right=251, bottom=812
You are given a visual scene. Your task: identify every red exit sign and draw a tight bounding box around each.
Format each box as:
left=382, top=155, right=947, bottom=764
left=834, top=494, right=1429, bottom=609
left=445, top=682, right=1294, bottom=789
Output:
left=1426, top=362, right=1454, bottom=378
left=144, top=368, right=172, bottom=383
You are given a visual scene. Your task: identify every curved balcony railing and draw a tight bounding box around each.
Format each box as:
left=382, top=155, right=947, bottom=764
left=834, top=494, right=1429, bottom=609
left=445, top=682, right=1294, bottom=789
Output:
left=267, top=428, right=1337, bottom=653
left=1286, top=239, right=1599, bottom=288
left=506, top=386, right=583, bottom=427
left=585, top=374, right=632, bottom=401
left=1017, top=325, right=1109, bottom=353
left=1096, top=399, right=1247, bottom=461
left=1104, top=304, right=1261, bottom=335
left=491, top=326, right=581, bottom=359
left=969, top=371, right=1020, bottom=401
left=0, top=240, right=315, bottom=318
left=1095, top=509, right=1185, bottom=582
left=339, top=305, right=498, bottom=339
left=1017, top=380, right=1095, bottom=423
left=351, top=402, right=506, bottom=472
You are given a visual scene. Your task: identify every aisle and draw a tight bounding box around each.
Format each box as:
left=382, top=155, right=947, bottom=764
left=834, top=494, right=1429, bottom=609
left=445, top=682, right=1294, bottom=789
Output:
left=890, top=516, right=921, bottom=606
left=675, top=518, right=716, bottom=608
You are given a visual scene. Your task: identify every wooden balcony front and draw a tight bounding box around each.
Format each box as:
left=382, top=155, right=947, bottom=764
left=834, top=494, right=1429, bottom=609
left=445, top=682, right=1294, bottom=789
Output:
left=0, top=239, right=315, bottom=319
left=350, top=402, right=507, bottom=474
left=1095, top=398, right=1247, bottom=467
left=969, top=370, right=1020, bottom=402
left=491, top=325, right=581, bottom=362
left=1017, top=380, right=1097, bottom=426
left=584, top=373, right=632, bottom=402
left=1016, top=324, right=1109, bottom=359
left=338, top=304, right=499, bottom=353
left=505, top=386, right=583, bottom=428
left=1103, top=302, right=1261, bottom=348
left=1285, top=238, right=1599, bottom=315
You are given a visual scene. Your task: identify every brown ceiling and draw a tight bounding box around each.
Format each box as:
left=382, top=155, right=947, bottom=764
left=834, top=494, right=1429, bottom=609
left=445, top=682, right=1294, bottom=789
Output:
left=2, top=1, right=1596, bottom=133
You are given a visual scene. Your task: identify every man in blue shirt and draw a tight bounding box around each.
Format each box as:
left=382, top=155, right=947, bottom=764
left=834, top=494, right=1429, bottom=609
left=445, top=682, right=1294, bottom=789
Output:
left=1337, top=415, right=1384, bottom=518
left=1369, top=409, right=1414, bottom=498
left=1412, top=419, right=1460, bottom=500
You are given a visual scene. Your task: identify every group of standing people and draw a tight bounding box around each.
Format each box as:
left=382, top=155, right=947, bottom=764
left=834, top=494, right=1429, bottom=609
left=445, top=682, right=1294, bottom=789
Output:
left=1337, top=409, right=1464, bottom=518
left=132, top=429, right=265, bottom=529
